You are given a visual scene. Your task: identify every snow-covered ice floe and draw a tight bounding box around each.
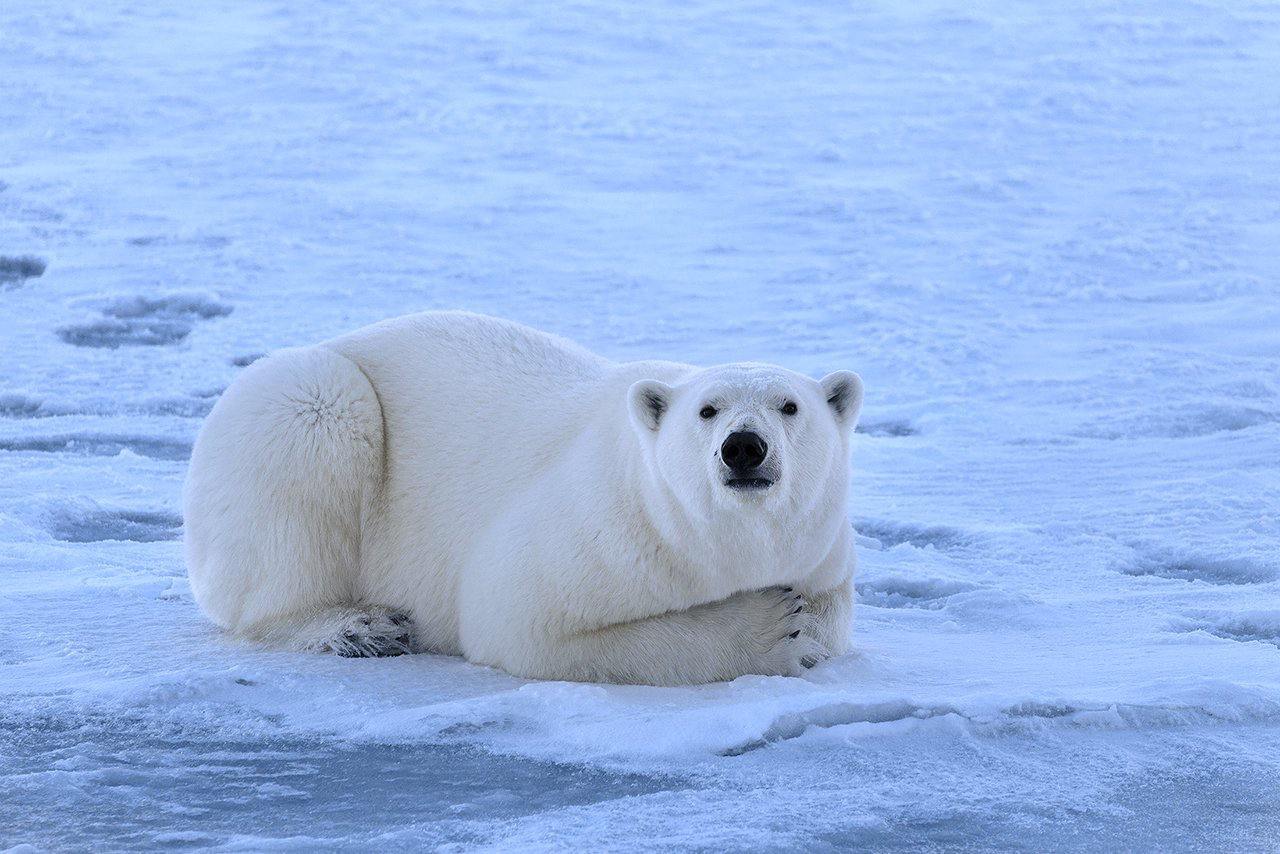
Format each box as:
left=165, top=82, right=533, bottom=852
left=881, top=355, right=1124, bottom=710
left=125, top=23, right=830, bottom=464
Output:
left=2, top=0, right=1279, bottom=849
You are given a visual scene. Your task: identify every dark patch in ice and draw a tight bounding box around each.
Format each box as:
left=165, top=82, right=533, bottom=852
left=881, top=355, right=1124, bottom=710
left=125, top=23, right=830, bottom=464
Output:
left=58, top=318, right=193, bottom=347
left=108, top=295, right=231, bottom=321
left=0, top=255, right=45, bottom=287
left=1196, top=624, right=1280, bottom=647
left=1000, top=700, right=1084, bottom=719
left=0, top=393, right=45, bottom=418
left=1178, top=615, right=1280, bottom=647
left=0, top=712, right=688, bottom=851
left=46, top=508, right=182, bottom=543
left=0, top=434, right=192, bottom=461
left=232, top=353, right=265, bottom=367
left=1122, top=555, right=1276, bottom=586
left=0, top=394, right=214, bottom=419
left=128, top=234, right=231, bottom=248
left=1078, top=405, right=1279, bottom=439
left=855, top=576, right=980, bottom=609
left=856, top=419, right=917, bottom=437
left=855, top=519, right=967, bottom=550
left=57, top=294, right=232, bottom=349
left=137, top=396, right=216, bottom=418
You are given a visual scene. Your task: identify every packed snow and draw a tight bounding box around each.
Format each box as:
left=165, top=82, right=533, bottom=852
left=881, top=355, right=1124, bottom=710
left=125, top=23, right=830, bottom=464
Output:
left=2, top=0, right=1279, bottom=850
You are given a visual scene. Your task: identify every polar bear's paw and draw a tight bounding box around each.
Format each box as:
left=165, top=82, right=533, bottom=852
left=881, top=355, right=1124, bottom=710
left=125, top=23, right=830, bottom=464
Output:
left=309, top=606, right=415, bottom=658
left=744, top=587, right=830, bottom=677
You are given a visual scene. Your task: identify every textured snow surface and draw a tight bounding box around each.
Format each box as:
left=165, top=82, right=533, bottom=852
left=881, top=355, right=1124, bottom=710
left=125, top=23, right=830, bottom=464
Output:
left=2, top=0, right=1279, bottom=850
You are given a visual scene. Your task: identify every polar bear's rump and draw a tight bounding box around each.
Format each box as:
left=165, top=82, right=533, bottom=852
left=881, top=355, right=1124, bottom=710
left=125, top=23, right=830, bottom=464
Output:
left=183, top=345, right=393, bottom=652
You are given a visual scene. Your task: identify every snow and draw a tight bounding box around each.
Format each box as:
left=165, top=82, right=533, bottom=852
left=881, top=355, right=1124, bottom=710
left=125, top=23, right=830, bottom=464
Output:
left=2, top=0, right=1279, bottom=849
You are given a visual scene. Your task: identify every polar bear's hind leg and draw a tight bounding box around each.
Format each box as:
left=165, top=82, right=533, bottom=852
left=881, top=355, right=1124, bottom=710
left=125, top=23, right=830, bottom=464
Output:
left=246, top=605, right=415, bottom=657
left=184, top=345, right=388, bottom=651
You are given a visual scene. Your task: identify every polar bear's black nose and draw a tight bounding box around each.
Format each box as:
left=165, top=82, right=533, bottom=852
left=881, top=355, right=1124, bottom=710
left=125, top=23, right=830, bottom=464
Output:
left=721, top=431, right=768, bottom=472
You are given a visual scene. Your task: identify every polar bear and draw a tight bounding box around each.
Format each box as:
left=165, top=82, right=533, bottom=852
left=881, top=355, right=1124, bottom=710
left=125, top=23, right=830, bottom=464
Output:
left=184, top=311, right=863, bottom=685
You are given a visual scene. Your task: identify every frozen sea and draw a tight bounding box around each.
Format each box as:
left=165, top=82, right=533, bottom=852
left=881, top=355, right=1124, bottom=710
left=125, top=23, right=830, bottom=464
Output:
left=2, top=0, right=1279, bottom=850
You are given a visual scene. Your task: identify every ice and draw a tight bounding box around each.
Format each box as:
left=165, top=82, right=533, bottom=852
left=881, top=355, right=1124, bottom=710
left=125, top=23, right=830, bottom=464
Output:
left=2, top=0, right=1279, bottom=849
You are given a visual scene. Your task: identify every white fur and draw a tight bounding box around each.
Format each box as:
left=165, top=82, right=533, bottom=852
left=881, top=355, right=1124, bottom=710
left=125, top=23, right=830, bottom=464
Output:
left=184, top=311, right=863, bottom=684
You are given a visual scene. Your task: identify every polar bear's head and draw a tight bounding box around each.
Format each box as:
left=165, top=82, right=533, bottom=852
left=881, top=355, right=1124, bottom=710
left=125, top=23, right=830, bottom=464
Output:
left=627, top=365, right=862, bottom=523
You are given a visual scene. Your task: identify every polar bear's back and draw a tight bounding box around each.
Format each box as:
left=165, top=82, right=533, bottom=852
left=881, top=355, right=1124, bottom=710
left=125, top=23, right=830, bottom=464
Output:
left=330, top=309, right=604, bottom=369
left=327, top=310, right=614, bottom=484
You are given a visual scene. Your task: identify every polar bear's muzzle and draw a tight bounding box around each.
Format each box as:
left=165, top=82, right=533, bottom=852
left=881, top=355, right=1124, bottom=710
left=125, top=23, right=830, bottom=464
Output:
left=720, top=430, right=778, bottom=491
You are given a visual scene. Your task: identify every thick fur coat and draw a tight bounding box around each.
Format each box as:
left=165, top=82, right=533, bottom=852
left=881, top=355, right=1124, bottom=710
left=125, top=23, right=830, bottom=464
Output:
left=184, top=311, right=863, bottom=684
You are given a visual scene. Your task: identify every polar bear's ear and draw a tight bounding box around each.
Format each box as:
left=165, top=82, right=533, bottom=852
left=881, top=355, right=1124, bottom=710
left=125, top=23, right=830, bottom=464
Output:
left=628, top=379, right=673, bottom=433
left=820, top=371, right=863, bottom=427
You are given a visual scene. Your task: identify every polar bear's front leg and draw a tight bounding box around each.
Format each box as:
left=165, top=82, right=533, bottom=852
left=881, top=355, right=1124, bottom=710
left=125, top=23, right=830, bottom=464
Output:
left=468, top=586, right=827, bottom=685
left=586, top=587, right=831, bottom=684
left=797, top=578, right=853, bottom=658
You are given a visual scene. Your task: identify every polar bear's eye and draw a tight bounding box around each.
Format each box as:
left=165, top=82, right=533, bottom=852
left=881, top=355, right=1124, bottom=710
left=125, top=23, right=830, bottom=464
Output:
left=780, top=401, right=798, bottom=416
left=699, top=405, right=718, bottom=420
